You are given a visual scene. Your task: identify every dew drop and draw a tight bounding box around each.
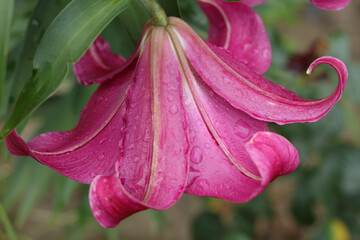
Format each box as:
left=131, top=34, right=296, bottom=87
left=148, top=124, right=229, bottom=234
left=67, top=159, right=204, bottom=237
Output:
left=31, top=19, right=39, bottom=26
left=190, top=146, right=203, bottom=164
left=127, top=143, right=135, bottom=150
left=133, top=156, right=140, bottom=163
left=196, top=179, right=209, bottom=190
left=97, top=154, right=105, bottom=161
left=204, top=143, right=211, bottom=149
left=98, top=96, right=104, bottom=102
left=169, top=105, right=178, bottom=114
left=143, top=129, right=151, bottom=142
left=167, top=94, right=174, bottom=102
left=99, top=138, right=106, bottom=144
left=234, top=119, right=251, bottom=138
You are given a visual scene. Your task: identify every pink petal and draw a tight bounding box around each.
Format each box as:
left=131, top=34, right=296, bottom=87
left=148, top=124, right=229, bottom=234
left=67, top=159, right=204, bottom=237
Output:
left=74, top=36, right=126, bottom=85
left=170, top=18, right=347, bottom=125
left=169, top=23, right=297, bottom=201
left=89, top=27, right=189, bottom=228
left=310, top=0, right=350, bottom=10
left=6, top=60, right=136, bottom=183
left=198, top=0, right=271, bottom=74
left=241, top=0, right=267, bottom=7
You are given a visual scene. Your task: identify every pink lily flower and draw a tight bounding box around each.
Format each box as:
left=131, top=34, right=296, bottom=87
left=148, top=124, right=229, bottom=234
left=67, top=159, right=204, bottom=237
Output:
left=243, top=0, right=350, bottom=10
left=6, top=8, right=347, bottom=229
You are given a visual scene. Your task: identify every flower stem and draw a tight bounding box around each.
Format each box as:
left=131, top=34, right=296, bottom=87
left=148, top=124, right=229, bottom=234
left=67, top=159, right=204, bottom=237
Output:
left=139, top=0, right=168, bottom=26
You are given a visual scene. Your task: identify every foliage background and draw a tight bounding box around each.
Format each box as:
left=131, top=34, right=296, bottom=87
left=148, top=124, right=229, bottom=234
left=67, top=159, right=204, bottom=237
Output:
left=0, top=0, right=359, bottom=239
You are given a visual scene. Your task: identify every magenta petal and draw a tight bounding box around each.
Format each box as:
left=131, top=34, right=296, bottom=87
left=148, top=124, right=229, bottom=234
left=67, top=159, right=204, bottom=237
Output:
left=171, top=18, right=347, bottom=125
left=74, top=36, right=126, bottom=85
left=198, top=0, right=271, bottom=74
left=241, top=0, right=267, bottom=7
left=310, top=0, right=350, bottom=10
left=5, top=61, right=136, bottom=183
left=169, top=22, right=295, bottom=201
left=245, top=131, right=299, bottom=183
left=89, top=27, right=189, bottom=228
left=181, top=69, right=269, bottom=201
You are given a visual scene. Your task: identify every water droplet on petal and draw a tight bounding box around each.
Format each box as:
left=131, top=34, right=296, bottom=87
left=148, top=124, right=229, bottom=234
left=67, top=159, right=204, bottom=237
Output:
left=169, top=105, right=178, bottom=114
left=99, top=138, right=106, bottom=144
left=190, top=146, right=203, bottom=164
left=133, top=156, right=140, bottom=163
left=167, top=94, right=174, bottom=102
left=196, top=179, right=209, bottom=190
left=143, top=129, right=151, bottom=142
left=234, top=119, right=251, bottom=138
left=98, top=96, right=104, bottom=102
left=98, top=154, right=105, bottom=161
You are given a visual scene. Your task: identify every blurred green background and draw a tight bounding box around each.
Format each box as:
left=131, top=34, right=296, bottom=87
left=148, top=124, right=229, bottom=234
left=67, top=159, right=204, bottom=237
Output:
left=0, top=0, right=359, bottom=239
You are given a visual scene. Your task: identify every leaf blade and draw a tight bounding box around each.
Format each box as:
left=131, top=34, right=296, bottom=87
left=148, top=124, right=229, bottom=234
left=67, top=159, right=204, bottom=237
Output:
left=0, top=0, right=14, bottom=113
left=0, top=0, right=132, bottom=139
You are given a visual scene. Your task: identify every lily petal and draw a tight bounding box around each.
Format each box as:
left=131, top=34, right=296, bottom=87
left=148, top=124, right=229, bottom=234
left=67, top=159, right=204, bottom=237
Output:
left=74, top=36, right=126, bottom=85
left=89, top=27, right=189, bottom=228
left=168, top=24, right=297, bottom=201
left=310, top=0, right=350, bottom=10
left=198, top=0, right=271, bottom=74
left=6, top=60, right=136, bottom=183
left=171, top=18, right=347, bottom=125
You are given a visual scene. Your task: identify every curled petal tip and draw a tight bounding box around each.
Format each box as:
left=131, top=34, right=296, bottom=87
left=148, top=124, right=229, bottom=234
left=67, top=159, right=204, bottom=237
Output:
left=307, top=56, right=348, bottom=90
left=310, top=0, right=351, bottom=10
left=246, top=131, right=299, bottom=183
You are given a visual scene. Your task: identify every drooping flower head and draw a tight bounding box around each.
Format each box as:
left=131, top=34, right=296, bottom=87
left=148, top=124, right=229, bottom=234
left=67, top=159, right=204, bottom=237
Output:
left=6, top=0, right=347, bottom=228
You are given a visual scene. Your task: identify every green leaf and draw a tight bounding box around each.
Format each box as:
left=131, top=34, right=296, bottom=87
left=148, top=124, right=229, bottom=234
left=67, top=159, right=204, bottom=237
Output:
left=158, top=0, right=181, bottom=17
left=119, top=1, right=150, bottom=45
left=0, top=0, right=133, bottom=140
left=0, top=202, right=17, bottom=240
left=53, top=176, right=79, bottom=219
left=15, top=164, right=53, bottom=227
left=0, top=0, right=14, bottom=114
left=6, top=0, right=73, bottom=117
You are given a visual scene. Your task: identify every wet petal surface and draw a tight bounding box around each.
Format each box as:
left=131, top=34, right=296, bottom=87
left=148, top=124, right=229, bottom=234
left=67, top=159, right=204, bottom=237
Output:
left=198, top=0, right=271, bottom=74
left=171, top=18, right=347, bottom=125
left=74, top=36, right=126, bottom=85
left=89, top=27, right=189, bottom=227
left=6, top=58, right=136, bottom=183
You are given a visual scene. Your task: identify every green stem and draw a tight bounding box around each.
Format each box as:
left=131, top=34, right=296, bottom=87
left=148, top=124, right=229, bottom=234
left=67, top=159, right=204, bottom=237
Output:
left=138, top=0, right=168, bottom=26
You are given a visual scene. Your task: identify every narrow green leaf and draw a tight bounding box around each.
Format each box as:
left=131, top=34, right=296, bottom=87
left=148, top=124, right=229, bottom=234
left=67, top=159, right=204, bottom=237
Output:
left=15, top=164, right=53, bottom=227
left=53, top=176, right=79, bottom=219
left=3, top=160, right=33, bottom=209
left=119, top=1, right=150, bottom=45
left=5, top=0, right=72, bottom=117
left=158, top=0, right=181, bottom=17
left=0, top=0, right=132, bottom=140
left=0, top=202, right=17, bottom=240
left=0, top=0, right=14, bottom=113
